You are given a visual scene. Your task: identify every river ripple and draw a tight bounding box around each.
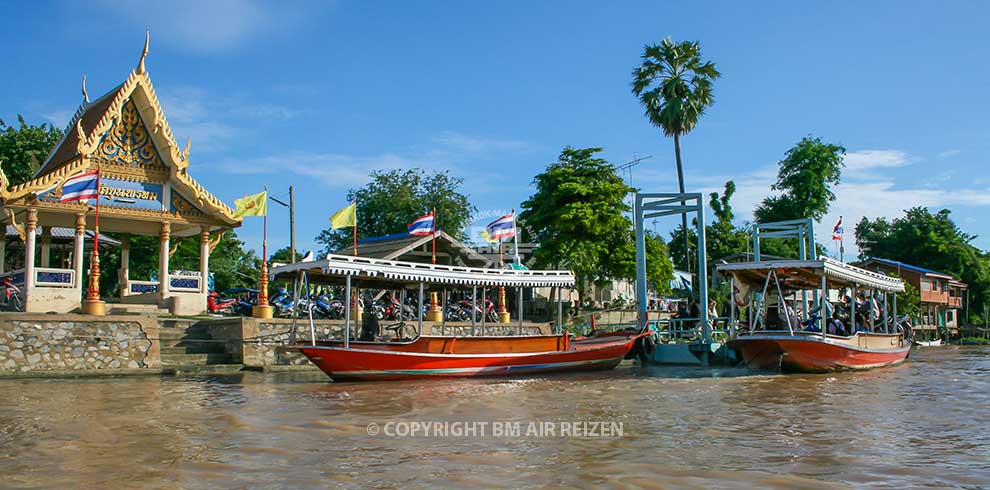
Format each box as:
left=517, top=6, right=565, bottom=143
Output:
left=1, top=346, right=988, bottom=489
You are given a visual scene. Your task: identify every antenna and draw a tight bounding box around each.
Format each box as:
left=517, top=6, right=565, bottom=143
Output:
left=619, top=154, right=652, bottom=214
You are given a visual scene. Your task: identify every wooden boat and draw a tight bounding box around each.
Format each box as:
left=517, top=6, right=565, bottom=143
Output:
left=271, top=254, right=642, bottom=382
left=719, top=257, right=911, bottom=373
left=914, top=338, right=943, bottom=347
left=297, top=333, right=642, bottom=381
left=728, top=331, right=910, bottom=372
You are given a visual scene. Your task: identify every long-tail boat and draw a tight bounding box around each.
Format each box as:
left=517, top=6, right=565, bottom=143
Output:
left=271, top=255, right=644, bottom=381
left=717, top=257, right=911, bottom=373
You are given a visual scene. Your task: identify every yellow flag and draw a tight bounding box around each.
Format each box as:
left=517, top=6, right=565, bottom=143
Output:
left=330, top=202, right=357, bottom=229
left=480, top=230, right=498, bottom=244
left=232, top=191, right=267, bottom=219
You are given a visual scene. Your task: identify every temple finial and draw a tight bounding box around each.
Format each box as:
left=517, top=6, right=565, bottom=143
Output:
left=136, top=30, right=150, bottom=74
left=182, top=137, right=192, bottom=160
left=81, top=74, right=89, bottom=104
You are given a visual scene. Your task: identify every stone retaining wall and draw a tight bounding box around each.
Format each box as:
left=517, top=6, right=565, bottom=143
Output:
left=0, top=313, right=160, bottom=373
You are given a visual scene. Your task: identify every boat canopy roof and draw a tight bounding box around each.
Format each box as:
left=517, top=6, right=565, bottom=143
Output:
left=716, top=257, right=905, bottom=293
left=270, top=254, right=575, bottom=289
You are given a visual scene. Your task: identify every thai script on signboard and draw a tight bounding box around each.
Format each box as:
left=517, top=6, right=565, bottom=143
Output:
left=100, top=186, right=159, bottom=201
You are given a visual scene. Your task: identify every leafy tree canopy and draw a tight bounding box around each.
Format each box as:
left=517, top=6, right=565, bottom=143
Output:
left=755, top=136, right=845, bottom=223
left=631, top=37, right=721, bottom=137
left=521, top=147, right=673, bottom=304
left=668, top=181, right=750, bottom=270
left=315, top=169, right=475, bottom=256
left=269, top=246, right=303, bottom=264
left=856, top=207, right=990, bottom=322
left=0, top=115, right=63, bottom=186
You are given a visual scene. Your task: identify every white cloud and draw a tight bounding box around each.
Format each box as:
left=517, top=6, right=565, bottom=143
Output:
left=430, top=131, right=532, bottom=154
left=157, top=86, right=298, bottom=153
left=214, top=132, right=534, bottom=189
left=40, top=109, right=74, bottom=129
left=843, top=149, right=911, bottom=175
left=216, top=152, right=412, bottom=189
left=97, top=0, right=322, bottom=53
left=937, top=149, right=961, bottom=159
left=634, top=148, right=990, bottom=258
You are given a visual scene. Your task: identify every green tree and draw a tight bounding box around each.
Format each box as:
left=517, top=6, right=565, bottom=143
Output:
left=269, top=246, right=302, bottom=264
left=521, top=147, right=673, bottom=308
left=315, top=169, right=475, bottom=256
left=0, top=115, right=63, bottom=186
left=707, top=181, right=750, bottom=262
left=632, top=37, right=721, bottom=273
left=668, top=181, right=750, bottom=271
left=644, top=232, right=674, bottom=296
left=755, top=136, right=845, bottom=223
left=856, top=207, right=990, bottom=322
left=897, top=280, right=921, bottom=321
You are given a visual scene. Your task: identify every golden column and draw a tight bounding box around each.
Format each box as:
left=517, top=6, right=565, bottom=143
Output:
left=81, top=212, right=106, bottom=316
left=252, top=262, right=273, bottom=318
left=497, top=242, right=510, bottom=323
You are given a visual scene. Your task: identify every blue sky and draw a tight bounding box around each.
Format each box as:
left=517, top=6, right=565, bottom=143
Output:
left=2, top=0, right=989, bottom=259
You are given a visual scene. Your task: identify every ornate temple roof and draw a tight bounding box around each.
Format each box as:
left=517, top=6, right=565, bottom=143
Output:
left=1, top=32, right=238, bottom=230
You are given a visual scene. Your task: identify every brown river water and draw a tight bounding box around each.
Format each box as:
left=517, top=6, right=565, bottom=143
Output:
left=1, top=346, right=989, bottom=490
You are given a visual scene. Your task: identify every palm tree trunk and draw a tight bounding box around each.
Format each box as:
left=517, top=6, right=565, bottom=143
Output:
left=674, top=133, right=691, bottom=275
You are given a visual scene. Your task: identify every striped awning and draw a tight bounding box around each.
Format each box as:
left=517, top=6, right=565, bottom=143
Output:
left=270, top=254, right=575, bottom=288
left=716, top=257, right=905, bottom=293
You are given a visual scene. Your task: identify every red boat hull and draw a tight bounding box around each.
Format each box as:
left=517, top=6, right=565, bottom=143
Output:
left=294, top=335, right=639, bottom=381
left=728, top=333, right=911, bottom=373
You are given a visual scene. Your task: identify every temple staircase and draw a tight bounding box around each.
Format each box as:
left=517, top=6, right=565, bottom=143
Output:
left=158, top=319, right=243, bottom=373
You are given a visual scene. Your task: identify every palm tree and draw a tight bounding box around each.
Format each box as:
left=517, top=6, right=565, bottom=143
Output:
left=632, top=37, right=720, bottom=274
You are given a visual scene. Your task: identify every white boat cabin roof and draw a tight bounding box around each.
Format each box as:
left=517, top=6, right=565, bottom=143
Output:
left=270, top=254, right=575, bottom=289
left=717, top=257, right=905, bottom=293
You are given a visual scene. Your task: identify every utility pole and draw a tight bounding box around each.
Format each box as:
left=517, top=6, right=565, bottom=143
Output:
left=289, top=186, right=296, bottom=264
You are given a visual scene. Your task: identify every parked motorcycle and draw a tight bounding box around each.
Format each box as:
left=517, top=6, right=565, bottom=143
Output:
left=207, top=290, right=237, bottom=315
left=269, top=288, right=295, bottom=318
left=1, top=277, right=22, bottom=312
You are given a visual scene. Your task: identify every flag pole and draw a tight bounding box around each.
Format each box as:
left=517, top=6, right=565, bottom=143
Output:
left=511, top=208, right=519, bottom=265
left=425, top=208, right=442, bottom=321
left=82, top=163, right=106, bottom=315
left=252, top=187, right=274, bottom=318
left=353, top=200, right=358, bottom=256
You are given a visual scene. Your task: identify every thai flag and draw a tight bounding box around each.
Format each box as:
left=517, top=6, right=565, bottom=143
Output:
left=59, top=170, right=100, bottom=203
left=832, top=216, right=843, bottom=241
left=486, top=213, right=515, bottom=240
left=408, top=212, right=435, bottom=236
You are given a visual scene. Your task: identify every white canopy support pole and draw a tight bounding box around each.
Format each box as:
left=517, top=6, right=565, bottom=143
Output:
left=892, top=292, right=898, bottom=334
left=557, top=287, right=564, bottom=335
left=772, top=270, right=794, bottom=335
left=343, top=275, right=351, bottom=349
left=441, top=287, right=447, bottom=336
left=883, top=291, right=889, bottom=333
left=729, top=274, right=736, bottom=338
left=752, top=269, right=776, bottom=332
left=851, top=284, right=857, bottom=334
left=307, top=277, right=315, bottom=345
left=517, top=286, right=523, bottom=335
left=821, top=273, right=828, bottom=340
left=481, top=286, right=487, bottom=335
left=471, top=285, right=477, bottom=335
left=289, top=271, right=300, bottom=345
left=418, top=282, right=424, bottom=336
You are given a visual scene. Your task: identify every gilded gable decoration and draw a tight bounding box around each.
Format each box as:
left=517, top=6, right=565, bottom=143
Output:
left=95, top=99, right=163, bottom=167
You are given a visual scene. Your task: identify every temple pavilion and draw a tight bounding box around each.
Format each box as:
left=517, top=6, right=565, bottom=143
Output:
left=0, top=34, right=241, bottom=316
